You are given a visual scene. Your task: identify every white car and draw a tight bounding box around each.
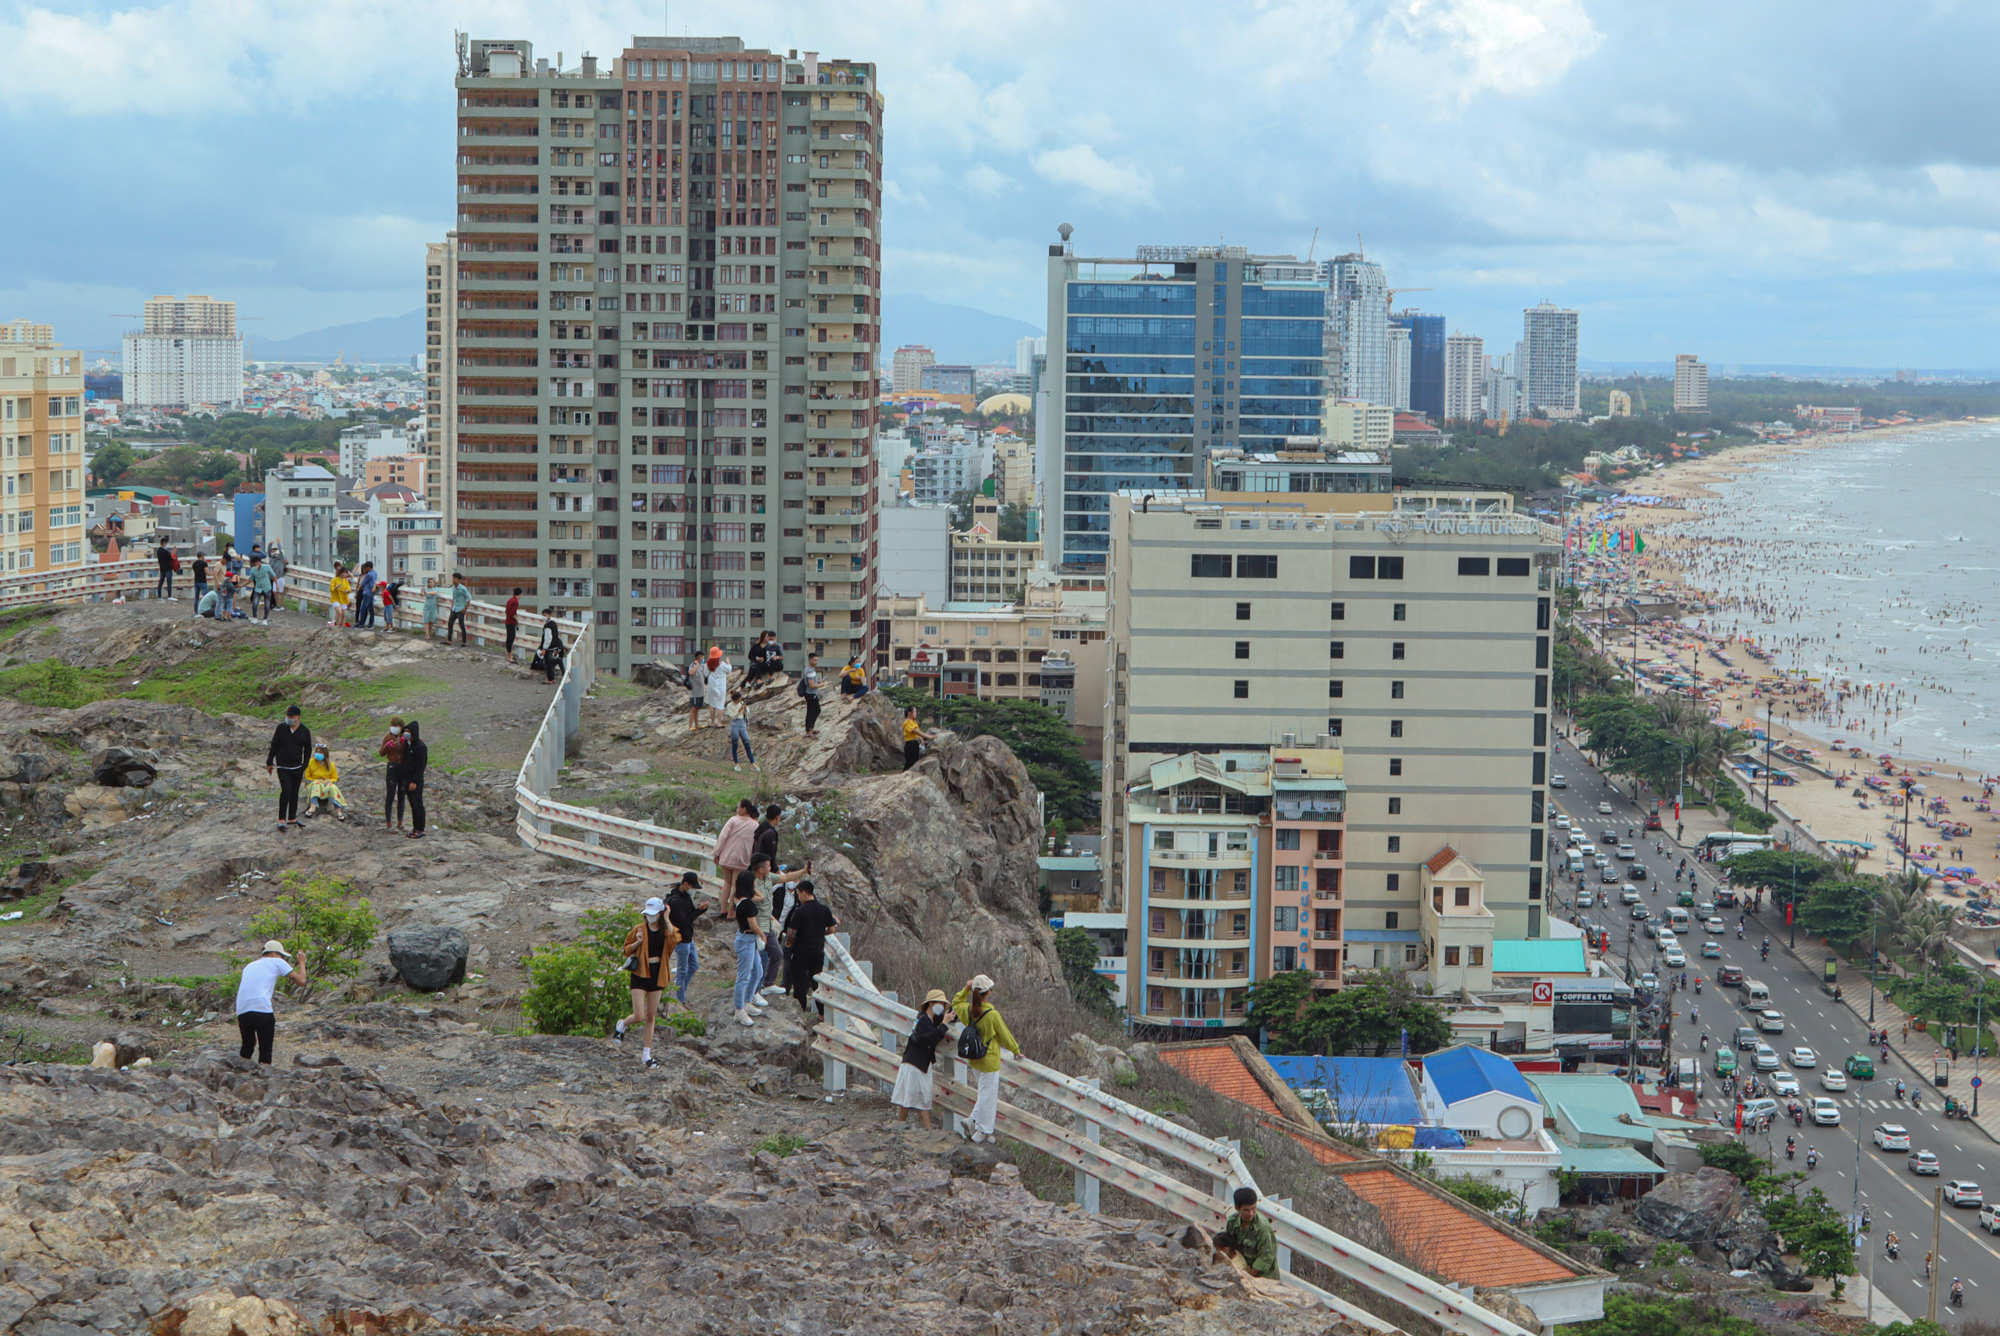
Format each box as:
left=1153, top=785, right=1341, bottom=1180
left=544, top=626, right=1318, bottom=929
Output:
left=1758, top=1010, right=1785, bottom=1034
left=1787, top=1047, right=1818, bottom=1069
left=1946, top=1180, right=1984, bottom=1207
left=1598, top=801, right=1614, bottom=814
left=1655, top=929, right=1678, bottom=947
left=1705, top=917, right=1726, bottom=934
left=1873, top=1124, right=1911, bottom=1151
left=1620, top=888, right=1643, bottom=905
left=1810, top=1097, right=1840, bottom=1126
left=1754, top=1044, right=1781, bottom=1070
left=1577, top=841, right=1596, bottom=856
left=1663, top=947, right=1687, bottom=967
left=1595, top=855, right=1611, bottom=869
left=1556, top=815, right=1572, bottom=830
left=1770, top=1070, right=1801, bottom=1096
left=1912, top=1150, right=1941, bottom=1176
left=1551, top=774, right=1568, bottom=788
left=1618, top=844, right=1636, bottom=860
left=1821, top=1069, right=1848, bottom=1092
left=1576, top=891, right=1596, bottom=908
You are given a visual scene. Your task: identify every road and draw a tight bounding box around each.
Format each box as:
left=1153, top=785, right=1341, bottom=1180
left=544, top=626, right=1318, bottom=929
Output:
left=1549, top=732, right=1997, bottom=1322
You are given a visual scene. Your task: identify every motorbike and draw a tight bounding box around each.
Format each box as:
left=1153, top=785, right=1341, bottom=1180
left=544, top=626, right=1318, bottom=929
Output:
left=1806, top=1149, right=1818, bottom=1169
left=1700, top=1034, right=1709, bottom=1052
left=1952, top=1282, right=1964, bottom=1309
left=1785, top=1139, right=1796, bottom=1160
left=1761, top=944, right=1770, bottom=960
left=1887, top=1238, right=1899, bottom=1261
left=1695, top=979, right=1703, bottom=994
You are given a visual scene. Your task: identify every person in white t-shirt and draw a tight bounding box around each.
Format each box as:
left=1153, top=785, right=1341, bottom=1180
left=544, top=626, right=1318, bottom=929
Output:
left=234, top=940, right=308, bottom=1065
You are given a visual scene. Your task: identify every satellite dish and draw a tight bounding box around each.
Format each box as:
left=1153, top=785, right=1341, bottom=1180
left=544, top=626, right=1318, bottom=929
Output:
left=1058, top=223, right=1074, bottom=241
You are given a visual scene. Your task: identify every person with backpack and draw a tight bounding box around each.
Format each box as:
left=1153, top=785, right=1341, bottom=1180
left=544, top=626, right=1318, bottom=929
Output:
left=892, top=990, right=955, bottom=1131
left=784, top=878, right=837, bottom=1017
left=950, top=973, right=1021, bottom=1144
left=534, top=609, right=566, bottom=683
left=154, top=541, right=176, bottom=600
left=798, top=652, right=825, bottom=739
left=614, top=895, right=679, bottom=1069
left=378, top=716, right=409, bottom=830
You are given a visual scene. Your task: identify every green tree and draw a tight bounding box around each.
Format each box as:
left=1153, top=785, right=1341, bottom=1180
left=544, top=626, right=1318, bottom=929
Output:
left=1246, top=969, right=1314, bottom=1041
left=996, top=503, right=1029, bottom=541
left=1720, top=849, right=1834, bottom=907
left=1575, top=1294, right=1763, bottom=1336
left=888, top=691, right=1098, bottom=821
left=1054, top=925, right=1115, bottom=1013
left=1697, top=1140, right=1762, bottom=1182
left=1796, top=880, right=1879, bottom=946
left=88, top=440, right=136, bottom=487
left=232, top=871, right=378, bottom=1001
left=946, top=486, right=977, bottom=531
left=1279, top=974, right=1451, bottom=1057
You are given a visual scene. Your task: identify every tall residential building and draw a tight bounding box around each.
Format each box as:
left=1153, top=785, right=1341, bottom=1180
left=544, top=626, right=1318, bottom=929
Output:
left=1485, top=368, right=1521, bottom=424
left=1391, top=311, right=1444, bottom=422
left=0, top=323, right=88, bottom=576
left=121, top=294, right=244, bottom=408
left=423, top=241, right=453, bottom=512
left=1606, top=389, right=1632, bottom=418
left=918, top=363, right=974, bottom=395
left=1443, top=331, right=1484, bottom=423
left=447, top=35, right=883, bottom=676
left=1014, top=333, right=1045, bottom=376
left=891, top=344, right=935, bottom=392
left=1387, top=325, right=1411, bottom=411
left=1101, top=491, right=1558, bottom=1017
left=1522, top=303, right=1579, bottom=419
left=1322, top=401, right=1394, bottom=452
left=1320, top=253, right=1388, bottom=406
left=339, top=419, right=409, bottom=480
left=1044, top=242, right=1325, bottom=571
left=1673, top=354, right=1708, bottom=413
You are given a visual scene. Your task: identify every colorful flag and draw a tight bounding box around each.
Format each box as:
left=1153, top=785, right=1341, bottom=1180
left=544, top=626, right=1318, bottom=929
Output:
left=1635, top=530, right=1646, bottom=554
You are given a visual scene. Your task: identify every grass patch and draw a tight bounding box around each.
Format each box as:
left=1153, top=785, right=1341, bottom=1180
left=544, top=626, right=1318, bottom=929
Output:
left=147, top=974, right=234, bottom=992
left=0, top=604, right=58, bottom=642
left=0, top=645, right=304, bottom=715
left=757, top=1133, right=810, bottom=1157
left=1, top=1026, right=93, bottom=1064
left=0, top=886, right=65, bottom=930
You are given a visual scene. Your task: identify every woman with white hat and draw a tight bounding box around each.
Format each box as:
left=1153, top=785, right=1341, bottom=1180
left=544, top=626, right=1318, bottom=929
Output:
left=892, top=989, right=956, bottom=1131
left=615, top=896, right=680, bottom=1068
left=950, top=973, right=1021, bottom=1143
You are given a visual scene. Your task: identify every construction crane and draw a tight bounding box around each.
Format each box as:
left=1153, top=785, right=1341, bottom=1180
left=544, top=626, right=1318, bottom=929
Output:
left=1386, top=287, right=1432, bottom=315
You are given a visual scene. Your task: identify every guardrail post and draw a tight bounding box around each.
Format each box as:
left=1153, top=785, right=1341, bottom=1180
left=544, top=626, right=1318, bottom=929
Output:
left=1216, top=1139, right=1242, bottom=1204
left=1277, top=1197, right=1294, bottom=1274
left=824, top=1001, right=850, bottom=1094
left=877, top=990, right=899, bottom=1094
left=1075, top=1076, right=1102, bottom=1212
left=950, top=1054, right=970, bottom=1140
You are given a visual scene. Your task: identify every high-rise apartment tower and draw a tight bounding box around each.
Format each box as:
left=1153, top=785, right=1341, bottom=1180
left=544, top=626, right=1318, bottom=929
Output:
left=1522, top=303, right=1579, bottom=419
left=1673, top=354, right=1708, bottom=413
left=121, top=294, right=244, bottom=408
left=1392, top=312, right=1445, bottom=422
left=891, top=344, right=934, bottom=393
left=1387, top=326, right=1411, bottom=411
left=1320, top=254, right=1388, bottom=406
left=445, top=36, right=883, bottom=677
left=0, top=321, right=88, bottom=576
left=1443, top=331, right=1484, bottom=423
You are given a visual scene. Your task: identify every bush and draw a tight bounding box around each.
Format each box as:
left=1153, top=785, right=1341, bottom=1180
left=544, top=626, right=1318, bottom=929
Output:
left=664, top=1010, right=706, bottom=1037
left=758, top=1133, right=809, bottom=1157
left=231, top=872, right=377, bottom=1001
left=1435, top=1175, right=1521, bottom=1216
left=1055, top=925, right=1116, bottom=1015
left=13, top=660, right=86, bottom=709
left=1698, top=1140, right=1763, bottom=1182
left=520, top=942, right=629, bottom=1037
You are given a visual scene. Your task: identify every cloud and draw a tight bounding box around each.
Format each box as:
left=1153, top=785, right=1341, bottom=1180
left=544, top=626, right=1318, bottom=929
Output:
left=1031, top=145, right=1156, bottom=205
left=962, top=164, right=1016, bottom=197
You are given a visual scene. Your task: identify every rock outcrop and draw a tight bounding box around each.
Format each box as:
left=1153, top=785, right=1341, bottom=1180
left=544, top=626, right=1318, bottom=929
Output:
left=388, top=923, right=470, bottom=992
left=1633, top=1165, right=1742, bottom=1242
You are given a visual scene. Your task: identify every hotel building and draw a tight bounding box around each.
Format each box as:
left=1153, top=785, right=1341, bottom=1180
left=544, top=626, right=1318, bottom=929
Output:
left=0, top=322, right=88, bottom=576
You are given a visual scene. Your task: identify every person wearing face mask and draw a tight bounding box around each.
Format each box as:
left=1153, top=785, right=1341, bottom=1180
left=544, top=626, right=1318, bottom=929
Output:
left=302, top=743, right=347, bottom=820
left=615, top=895, right=679, bottom=1068
left=891, top=989, right=956, bottom=1131
left=264, top=705, right=311, bottom=830
left=378, top=716, right=410, bottom=831
left=401, top=719, right=429, bottom=838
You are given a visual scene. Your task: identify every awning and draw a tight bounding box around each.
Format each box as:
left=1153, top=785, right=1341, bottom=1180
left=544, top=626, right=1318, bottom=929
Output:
left=1558, top=1143, right=1666, bottom=1176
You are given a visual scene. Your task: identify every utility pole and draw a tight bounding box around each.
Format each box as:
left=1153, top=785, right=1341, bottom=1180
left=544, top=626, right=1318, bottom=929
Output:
left=1927, top=1183, right=1942, bottom=1324
left=1975, top=973, right=1987, bottom=1116
left=1763, top=701, right=1774, bottom=817
left=1868, top=899, right=1878, bottom=1026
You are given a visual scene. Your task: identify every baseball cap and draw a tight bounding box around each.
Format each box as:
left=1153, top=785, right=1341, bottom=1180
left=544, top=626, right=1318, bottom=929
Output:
left=263, top=940, right=292, bottom=957
left=642, top=897, right=666, bottom=915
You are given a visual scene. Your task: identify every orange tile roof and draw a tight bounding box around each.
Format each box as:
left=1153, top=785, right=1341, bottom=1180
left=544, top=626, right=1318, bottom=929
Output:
left=1158, top=1041, right=1281, bottom=1117
left=1280, top=1123, right=1364, bottom=1165
left=1339, top=1169, right=1578, bottom=1287
left=1425, top=845, right=1460, bottom=874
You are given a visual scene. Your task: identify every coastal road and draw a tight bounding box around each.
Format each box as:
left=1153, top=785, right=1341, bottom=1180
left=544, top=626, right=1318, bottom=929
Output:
left=1548, top=736, right=2000, bottom=1322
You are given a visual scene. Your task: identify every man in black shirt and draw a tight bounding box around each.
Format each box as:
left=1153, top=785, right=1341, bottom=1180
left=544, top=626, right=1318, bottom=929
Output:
left=731, top=855, right=769, bottom=1027
left=264, top=705, right=311, bottom=830
left=664, top=871, right=710, bottom=1006
left=784, top=879, right=838, bottom=1016
left=753, top=806, right=785, bottom=996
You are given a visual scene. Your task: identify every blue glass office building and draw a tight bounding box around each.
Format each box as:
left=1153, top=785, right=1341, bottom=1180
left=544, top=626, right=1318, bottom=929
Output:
left=1392, top=311, right=1445, bottom=423
left=1045, top=244, right=1324, bottom=570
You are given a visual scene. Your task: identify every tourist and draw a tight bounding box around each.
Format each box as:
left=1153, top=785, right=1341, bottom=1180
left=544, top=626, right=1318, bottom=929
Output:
left=950, top=973, right=1021, bottom=1144
left=615, top=896, right=677, bottom=1068
left=534, top=610, right=566, bottom=683
left=664, top=870, right=710, bottom=1006
left=378, top=715, right=409, bottom=831
left=400, top=719, right=428, bottom=838
left=744, top=630, right=780, bottom=685
left=268, top=543, right=287, bottom=606
left=891, top=990, right=955, bottom=1131
left=1212, top=1188, right=1279, bottom=1279
left=713, top=797, right=758, bottom=891
left=264, top=705, right=311, bottom=831
left=731, top=854, right=771, bottom=1027
left=328, top=565, right=351, bottom=628
left=800, top=652, right=825, bottom=739
left=191, top=552, right=210, bottom=609
left=248, top=555, right=273, bottom=625
left=838, top=655, right=870, bottom=704
left=421, top=578, right=440, bottom=639
left=380, top=576, right=402, bottom=630
left=785, top=878, right=837, bottom=1016
left=217, top=567, right=238, bottom=621
left=354, top=562, right=378, bottom=630
left=753, top=806, right=786, bottom=994
left=503, top=587, right=521, bottom=663
left=703, top=645, right=731, bottom=726
left=154, top=540, right=175, bottom=600
left=728, top=700, right=755, bottom=770
left=234, top=940, right=306, bottom=1065
left=902, top=706, right=936, bottom=770
left=303, top=742, right=347, bottom=820
left=685, top=651, right=709, bottom=730
left=447, top=572, right=470, bottom=645
left=195, top=585, right=219, bottom=619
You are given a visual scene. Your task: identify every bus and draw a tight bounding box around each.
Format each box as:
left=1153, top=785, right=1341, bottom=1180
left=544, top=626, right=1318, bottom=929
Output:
left=1702, top=833, right=1775, bottom=858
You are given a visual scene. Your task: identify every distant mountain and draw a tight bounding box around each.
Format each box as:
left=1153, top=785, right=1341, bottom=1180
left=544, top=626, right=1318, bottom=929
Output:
left=251, top=311, right=423, bottom=365
left=883, top=294, right=1042, bottom=366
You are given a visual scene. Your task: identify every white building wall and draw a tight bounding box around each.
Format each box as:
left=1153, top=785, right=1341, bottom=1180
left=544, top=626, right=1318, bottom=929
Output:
left=877, top=505, right=952, bottom=603
left=1444, top=333, right=1484, bottom=422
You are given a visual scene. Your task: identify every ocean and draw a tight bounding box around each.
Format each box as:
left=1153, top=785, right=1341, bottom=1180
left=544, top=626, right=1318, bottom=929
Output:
left=1666, top=421, right=2000, bottom=768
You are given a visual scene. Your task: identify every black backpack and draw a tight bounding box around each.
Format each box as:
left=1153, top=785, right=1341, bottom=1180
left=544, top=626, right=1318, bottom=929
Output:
left=956, top=1011, right=988, bottom=1062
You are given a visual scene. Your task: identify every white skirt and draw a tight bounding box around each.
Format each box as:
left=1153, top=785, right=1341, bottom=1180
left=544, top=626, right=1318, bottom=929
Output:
left=891, top=1061, right=934, bottom=1110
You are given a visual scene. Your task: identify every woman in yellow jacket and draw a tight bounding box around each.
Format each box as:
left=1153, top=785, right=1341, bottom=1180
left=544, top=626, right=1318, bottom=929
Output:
left=328, top=567, right=352, bottom=629
left=951, top=973, right=1021, bottom=1144
left=302, top=743, right=348, bottom=820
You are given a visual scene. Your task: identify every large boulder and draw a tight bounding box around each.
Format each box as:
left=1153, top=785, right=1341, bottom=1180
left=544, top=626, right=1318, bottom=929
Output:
left=388, top=923, right=470, bottom=992
left=90, top=746, right=159, bottom=788
left=1635, top=1166, right=1743, bottom=1242
left=62, top=783, right=149, bottom=830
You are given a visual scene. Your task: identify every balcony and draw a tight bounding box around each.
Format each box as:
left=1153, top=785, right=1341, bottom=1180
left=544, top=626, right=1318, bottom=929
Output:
left=805, top=597, right=868, bottom=613
left=1311, top=889, right=1340, bottom=901
left=805, top=482, right=870, bottom=499
left=1312, top=930, right=1338, bottom=941
left=1150, top=848, right=1254, bottom=867
left=1145, top=887, right=1251, bottom=906
left=1312, top=851, right=1344, bottom=862
left=806, top=222, right=872, bottom=240
left=1145, top=970, right=1250, bottom=986
left=1314, top=969, right=1340, bottom=981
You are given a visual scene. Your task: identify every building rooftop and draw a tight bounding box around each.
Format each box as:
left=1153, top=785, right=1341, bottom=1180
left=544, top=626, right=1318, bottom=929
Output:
left=1491, top=939, right=1590, bottom=975
left=1524, top=1074, right=1650, bottom=1142
left=1423, top=1045, right=1538, bottom=1106
left=1336, top=1168, right=1580, bottom=1288
left=1262, top=1055, right=1422, bottom=1125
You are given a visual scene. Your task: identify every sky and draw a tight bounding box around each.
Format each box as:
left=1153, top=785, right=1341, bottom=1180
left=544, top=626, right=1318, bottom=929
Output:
left=6, top=0, right=2000, bottom=369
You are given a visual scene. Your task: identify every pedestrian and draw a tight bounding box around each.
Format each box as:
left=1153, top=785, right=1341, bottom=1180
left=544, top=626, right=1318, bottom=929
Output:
left=766, top=858, right=809, bottom=1000
left=379, top=577, right=401, bottom=631
left=265, top=704, right=311, bottom=830
left=503, top=587, right=521, bottom=663
left=268, top=543, right=287, bottom=608
left=233, top=940, right=306, bottom=1065
left=902, top=705, right=936, bottom=770
left=838, top=655, right=870, bottom=704
left=218, top=567, right=238, bottom=620
left=615, top=895, right=678, bottom=1068
left=728, top=700, right=755, bottom=770
left=685, top=651, right=709, bottom=730
left=799, top=651, right=824, bottom=738
left=1902, top=1020, right=1909, bottom=1041
left=950, top=973, right=1021, bottom=1144
left=892, top=990, right=955, bottom=1130
left=400, top=718, right=428, bottom=838
left=447, top=573, right=470, bottom=645
left=785, top=878, right=838, bottom=1016
left=328, top=565, right=351, bottom=628
left=248, top=555, right=273, bottom=625
left=303, top=742, right=347, bottom=820
left=378, top=716, right=409, bottom=831
left=154, top=540, right=175, bottom=600
left=191, top=552, right=210, bottom=609
left=1212, top=1188, right=1279, bottom=1279
left=665, top=870, right=710, bottom=1006
left=422, top=578, right=440, bottom=639
left=195, top=584, right=220, bottom=619
left=703, top=644, right=730, bottom=726
left=744, top=630, right=779, bottom=685
left=534, top=609, right=566, bottom=683
left=713, top=797, right=758, bottom=889
left=752, top=805, right=784, bottom=993
left=731, top=854, right=771, bottom=1027
left=355, top=562, right=378, bottom=630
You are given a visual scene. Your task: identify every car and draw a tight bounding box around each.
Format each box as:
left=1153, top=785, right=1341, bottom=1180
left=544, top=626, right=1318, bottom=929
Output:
left=1788, top=1047, right=1818, bottom=1069
left=1598, top=801, right=1613, bottom=814
left=1551, top=774, right=1567, bottom=788
left=1701, top=940, right=1722, bottom=958
left=1770, top=1070, right=1800, bottom=1096
left=1873, top=1124, right=1911, bottom=1151
left=1846, top=1054, right=1875, bottom=1080
left=1820, top=1068, right=1848, bottom=1092
left=1576, top=891, right=1596, bottom=908
left=1735, top=1026, right=1759, bottom=1050
left=1754, top=1044, right=1781, bottom=1070
left=1717, top=964, right=1744, bottom=986
left=1696, top=900, right=1716, bottom=916
left=1714, top=887, right=1738, bottom=908
left=1739, top=1097, right=1781, bottom=1127
left=1705, top=916, right=1726, bottom=934
left=1556, top=815, right=1571, bottom=830
left=1600, top=827, right=1619, bottom=844
left=1980, top=1202, right=2000, bottom=1235
left=1621, top=888, right=1643, bottom=905
left=1617, top=844, right=1636, bottom=860
left=1630, top=905, right=1651, bottom=921
left=1577, top=841, right=1596, bottom=856
left=1946, top=1180, right=1984, bottom=1207
left=1758, top=1010, right=1786, bottom=1034
left=1911, top=1150, right=1942, bottom=1176
left=1638, top=971, right=1660, bottom=992
left=1810, top=1097, right=1840, bottom=1126
left=1655, top=929, right=1678, bottom=946
left=1630, top=863, right=1649, bottom=881
left=1601, top=867, right=1621, bottom=884
left=1663, top=947, right=1687, bottom=966
left=1644, top=811, right=1663, bottom=830
left=1595, top=855, right=1612, bottom=869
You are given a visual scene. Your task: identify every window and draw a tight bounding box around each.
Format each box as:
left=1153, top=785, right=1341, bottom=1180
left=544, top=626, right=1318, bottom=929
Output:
left=1232, top=680, right=1248, bottom=699
left=1329, top=640, right=1344, bottom=659
left=1389, top=719, right=1403, bottom=737
left=1391, top=642, right=1405, bottom=660
left=1236, top=554, right=1277, bottom=578
left=1386, top=875, right=1399, bottom=893
left=1384, top=911, right=1399, bottom=929
left=1326, top=718, right=1342, bottom=737
left=1392, top=603, right=1405, bottom=621
left=1236, top=601, right=1251, bottom=621
left=1444, top=946, right=1460, bottom=966
left=1379, top=555, right=1404, bottom=579
left=1154, top=829, right=1173, bottom=850
left=1330, top=601, right=1345, bottom=620
left=1274, top=906, right=1298, bottom=932
left=1387, top=796, right=1401, bottom=814
left=1469, top=946, right=1485, bottom=966
left=1234, top=641, right=1250, bottom=660
left=1273, top=946, right=1297, bottom=972
left=1390, top=681, right=1404, bottom=699
left=1455, top=886, right=1471, bottom=906
left=1275, top=829, right=1300, bottom=850
left=1537, top=596, right=1551, bottom=631
left=1457, top=557, right=1490, bottom=576
left=1274, top=867, right=1301, bottom=892
left=1497, top=557, right=1531, bottom=576
left=1190, top=553, right=1231, bottom=578
left=1386, top=836, right=1401, bottom=853
left=1536, top=634, right=1550, bottom=669
left=1348, top=555, right=1375, bottom=579
left=1388, top=758, right=1402, bottom=776
left=1328, top=680, right=1343, bottom=698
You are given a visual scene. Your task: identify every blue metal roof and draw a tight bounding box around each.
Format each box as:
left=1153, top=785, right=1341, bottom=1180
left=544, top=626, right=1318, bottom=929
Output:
left=1423, top=1045, right=1539, bottom=1107
left=1343, top=929, right=1421, bottom=943
left=1264, top=1055, right=1422, bottom=1125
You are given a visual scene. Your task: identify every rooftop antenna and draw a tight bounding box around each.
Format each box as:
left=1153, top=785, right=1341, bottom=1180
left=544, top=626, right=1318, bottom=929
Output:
left=1306, top=227, right=1319, bottom=263
left=1356, top=232, right=1364, bottom=256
